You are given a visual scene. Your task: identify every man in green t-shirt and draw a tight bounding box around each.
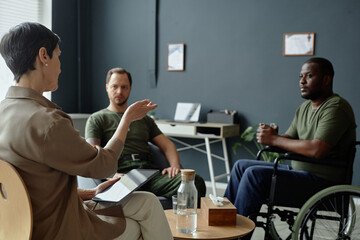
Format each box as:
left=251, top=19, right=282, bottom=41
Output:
left=85, top=67, right=206, bottom=200
left=224, top=57, right=356, bottom=224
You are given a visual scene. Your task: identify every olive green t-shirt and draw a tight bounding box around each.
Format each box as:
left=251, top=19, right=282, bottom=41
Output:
left=85, top=109, right=162, bottom=171
left=285, top=94, right=356, bottom=183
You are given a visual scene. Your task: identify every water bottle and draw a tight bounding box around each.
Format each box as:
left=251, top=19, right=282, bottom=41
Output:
left=176, top=169, right=198, bottom=233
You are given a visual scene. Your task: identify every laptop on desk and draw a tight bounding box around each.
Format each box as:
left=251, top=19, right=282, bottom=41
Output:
left=92, top=169, right=159, bottom=203
left=172, top=102, right=201, bottom=123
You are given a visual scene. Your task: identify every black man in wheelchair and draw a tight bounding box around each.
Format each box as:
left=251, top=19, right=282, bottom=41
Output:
left=224, top=57, right=356, bottom=239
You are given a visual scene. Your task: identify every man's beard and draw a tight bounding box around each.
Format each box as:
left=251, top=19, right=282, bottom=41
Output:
left=115, top=97, right=128, bottom=106
left=301, top=91, right=321, bottom=100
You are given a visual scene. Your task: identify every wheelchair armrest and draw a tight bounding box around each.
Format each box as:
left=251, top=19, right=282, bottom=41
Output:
left=282, top=152, right=346, bottom=166
left=258, top=141, right=360, bottom=175
left=272, top=152, right=348, bottom=175
left=256, top=146, right=287, bottom=160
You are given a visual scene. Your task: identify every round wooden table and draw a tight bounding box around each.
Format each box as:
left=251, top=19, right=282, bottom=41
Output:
left=164, top=209, right=255, bottom=240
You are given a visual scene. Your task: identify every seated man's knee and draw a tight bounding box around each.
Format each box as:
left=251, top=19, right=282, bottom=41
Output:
left=242, top=167, right=257, bottom=181
left=232, top=159, right=256, bottom=174
left=243, top=166, right=273, bottom=185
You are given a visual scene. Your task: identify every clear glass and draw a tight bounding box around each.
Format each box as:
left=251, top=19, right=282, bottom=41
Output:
left=176, top=177, right=198, bottom=233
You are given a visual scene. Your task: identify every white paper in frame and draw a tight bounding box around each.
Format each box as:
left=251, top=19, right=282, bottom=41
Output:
left=167, top=43, right=185, bottom=71
left=283, top=33, right=315, bottom=56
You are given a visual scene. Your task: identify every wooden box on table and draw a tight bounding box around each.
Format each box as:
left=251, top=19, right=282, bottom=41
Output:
left=200, top=197, right=237, bottom=226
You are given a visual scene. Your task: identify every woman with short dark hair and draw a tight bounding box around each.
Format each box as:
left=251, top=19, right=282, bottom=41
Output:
left=0, top=22, right=172, bottom=240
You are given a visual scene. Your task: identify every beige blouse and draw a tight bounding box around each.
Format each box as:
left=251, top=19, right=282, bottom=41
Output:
left=0, top=86, right=126, bottom=239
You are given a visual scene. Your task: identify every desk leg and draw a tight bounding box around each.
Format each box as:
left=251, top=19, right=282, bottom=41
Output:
left=222, top=139, right=231, bottom=181
left=205, top=137, right=217, bottom=196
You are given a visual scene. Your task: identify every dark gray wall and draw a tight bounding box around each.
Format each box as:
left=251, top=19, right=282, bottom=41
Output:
left=53, top=0, right=360, bottom=185
left=52, top=0, right=78, bottom=112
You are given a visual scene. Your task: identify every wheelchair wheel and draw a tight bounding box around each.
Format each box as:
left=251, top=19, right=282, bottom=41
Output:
left=292, top=185, right=360, bottom=240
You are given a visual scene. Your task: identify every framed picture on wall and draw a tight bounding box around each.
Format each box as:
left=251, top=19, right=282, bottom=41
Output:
left=283, top=33, right=315, bottom=56
left=167, top=43, right=185, bottom=71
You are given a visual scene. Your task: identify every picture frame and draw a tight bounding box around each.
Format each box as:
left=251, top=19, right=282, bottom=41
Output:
left=167, top=43, right=185, bottom=71
left=283, top=33, right=315, bottom=56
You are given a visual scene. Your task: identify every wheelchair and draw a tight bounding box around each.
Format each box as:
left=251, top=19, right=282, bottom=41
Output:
left=254, top=141, right=360, bottom=240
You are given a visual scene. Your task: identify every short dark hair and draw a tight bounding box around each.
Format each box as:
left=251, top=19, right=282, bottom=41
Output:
left=106, top=67, right=132, bottom=86
left=304, top=57, right=335, bottom=79
left=0, top=22, right=60, bottom=82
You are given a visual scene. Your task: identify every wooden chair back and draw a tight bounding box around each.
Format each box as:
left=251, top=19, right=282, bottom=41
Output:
left=0, top=159, right=33, bottom=239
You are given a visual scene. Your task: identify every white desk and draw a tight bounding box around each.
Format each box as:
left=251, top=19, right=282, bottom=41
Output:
left=155, top=120, right=240, bottom=196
